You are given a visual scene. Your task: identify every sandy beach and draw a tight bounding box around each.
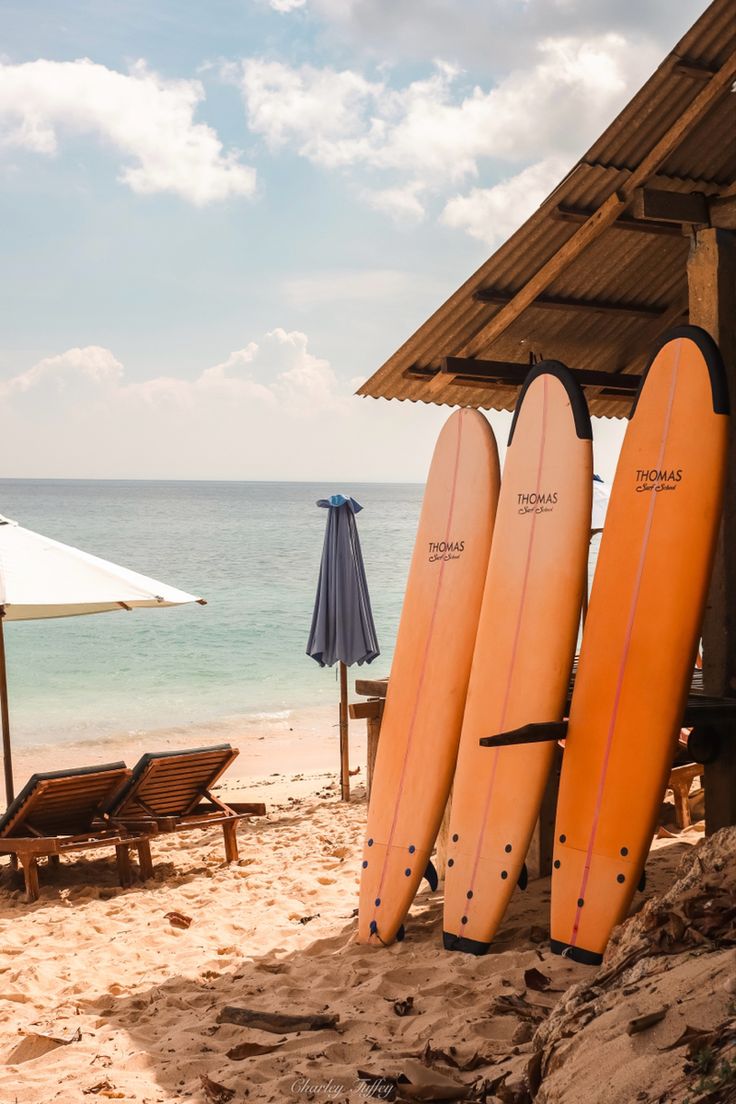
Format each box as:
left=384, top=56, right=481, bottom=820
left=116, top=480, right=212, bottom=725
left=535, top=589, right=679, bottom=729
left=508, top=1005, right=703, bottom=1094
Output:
left=0, top=738, right=731, bottom=1104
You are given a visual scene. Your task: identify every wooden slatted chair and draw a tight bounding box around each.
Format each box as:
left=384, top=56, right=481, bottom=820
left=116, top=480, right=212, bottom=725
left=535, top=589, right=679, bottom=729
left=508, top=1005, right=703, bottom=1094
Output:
left=101, top=745, right=265, bottom=866
left=0, top=763, right=154, bottom=902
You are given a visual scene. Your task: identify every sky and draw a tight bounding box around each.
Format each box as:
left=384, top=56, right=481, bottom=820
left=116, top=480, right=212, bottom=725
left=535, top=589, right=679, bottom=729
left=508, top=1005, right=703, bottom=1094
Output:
left=0, top=0, right=710, bottom=483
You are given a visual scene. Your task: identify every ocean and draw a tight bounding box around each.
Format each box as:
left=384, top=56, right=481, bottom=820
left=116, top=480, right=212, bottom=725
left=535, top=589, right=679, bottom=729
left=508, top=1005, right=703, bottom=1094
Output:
left=0, top=480, right=424, bottom=747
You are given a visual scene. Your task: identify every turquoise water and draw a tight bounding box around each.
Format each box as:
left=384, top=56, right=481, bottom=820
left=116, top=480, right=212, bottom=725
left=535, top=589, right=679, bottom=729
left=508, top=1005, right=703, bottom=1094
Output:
left=0, top=480, right=423, bottom=745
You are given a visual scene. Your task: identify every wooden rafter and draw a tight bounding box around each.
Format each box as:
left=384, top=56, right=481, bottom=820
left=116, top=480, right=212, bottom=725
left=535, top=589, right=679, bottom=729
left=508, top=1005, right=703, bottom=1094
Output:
left=472, top=289, right=666, bottom=319
left=553, top=204, right=683, bottom=237
left=404, top=358, right=642, bottom=396
left=672, top=57, right=719, bottom=80
left=632, top=188, right=710, bottom=223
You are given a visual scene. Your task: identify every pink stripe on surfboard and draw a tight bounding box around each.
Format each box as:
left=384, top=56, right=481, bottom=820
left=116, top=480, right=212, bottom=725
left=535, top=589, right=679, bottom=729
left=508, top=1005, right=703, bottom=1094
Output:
left=461, top=375, right=549, bottom=925
left=369, top=410, right=466, bottom=930
left=568, top=341, right=681, bottom=949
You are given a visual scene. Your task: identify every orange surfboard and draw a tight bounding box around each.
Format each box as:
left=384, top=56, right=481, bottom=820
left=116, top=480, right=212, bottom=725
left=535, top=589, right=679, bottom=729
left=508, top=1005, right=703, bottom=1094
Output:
left=357, top=409, right=500, bottom=945
left=550, top=326, right=729, bottom=965
left=443, top=364, right=592, bottom=954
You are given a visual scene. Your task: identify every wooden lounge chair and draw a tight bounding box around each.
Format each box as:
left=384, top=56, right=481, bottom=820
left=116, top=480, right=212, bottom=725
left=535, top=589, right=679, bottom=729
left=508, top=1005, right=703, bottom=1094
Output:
left=101, top=745, right=265, bottom=865
left=0, top=763, right=154, bottom=902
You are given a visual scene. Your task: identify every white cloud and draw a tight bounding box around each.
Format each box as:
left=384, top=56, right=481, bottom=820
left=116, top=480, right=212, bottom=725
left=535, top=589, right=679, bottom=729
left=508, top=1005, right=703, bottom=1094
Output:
left=269, top=0, right=306, bottom=10
left=361, top=183, right=426, bottom=224
left=0, top=333, right=463, bottom=481
left=441, top=155, right=572, bottom=245
left=0, top=346, right=124, bottom=398
left=240, top=36, right=654, bottom=177
left=0, top=333, right=625, bottom=483
left=240, top=59, right=382, bottom=167
left=235, top=32, right=658, bottom=234
left=300, top=0, right=707, bottom=70
left=0, top=58, right=256, bottom=204
left=1, top=330, right=345, bottom=418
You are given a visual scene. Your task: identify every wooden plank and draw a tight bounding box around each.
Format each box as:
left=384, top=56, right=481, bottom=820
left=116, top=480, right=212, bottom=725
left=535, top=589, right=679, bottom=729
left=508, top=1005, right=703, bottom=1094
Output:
left=672, top=57, right=718, bottom=80
left=632, top=187, right=709, bottom=224
left=473, top=289, right=665, bottom=319
left=227, top=802, right=267, bottom=816
left=348, top=700, right=382, bottom=720
left=441, top=357, right=642, bottom=394
left=428, top=47, right=736, bottom=394
left=354, top=677, right=388, bottom=698
left=688, top=226, right=736, bottom=833
left=217, top=1007, right=339, bottom=1033
left=553, top=204, right=683, bottom=237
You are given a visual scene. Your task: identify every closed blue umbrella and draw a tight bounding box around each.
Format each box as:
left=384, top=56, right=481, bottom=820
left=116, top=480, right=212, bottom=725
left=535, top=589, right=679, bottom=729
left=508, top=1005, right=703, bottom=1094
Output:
left=307, top=495, right=380, bottom=800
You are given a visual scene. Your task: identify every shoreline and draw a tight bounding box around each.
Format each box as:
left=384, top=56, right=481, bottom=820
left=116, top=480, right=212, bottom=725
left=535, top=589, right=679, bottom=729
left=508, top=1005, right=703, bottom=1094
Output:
left=8, top=701, right=368, bottom=806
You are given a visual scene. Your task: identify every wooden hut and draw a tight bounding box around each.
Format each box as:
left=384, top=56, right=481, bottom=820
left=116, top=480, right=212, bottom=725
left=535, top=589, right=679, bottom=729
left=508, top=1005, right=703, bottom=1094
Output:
left=357, top=0, right=736, bottom=833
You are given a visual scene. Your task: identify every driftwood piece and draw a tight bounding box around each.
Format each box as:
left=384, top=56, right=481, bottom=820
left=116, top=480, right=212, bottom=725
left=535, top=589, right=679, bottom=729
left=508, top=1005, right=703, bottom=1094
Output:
left=226, top=1040, right=284, bottom=1060
left=626, top=1007, right=668, bottom=1036
left=216, top=1006, right=339, bottom=1033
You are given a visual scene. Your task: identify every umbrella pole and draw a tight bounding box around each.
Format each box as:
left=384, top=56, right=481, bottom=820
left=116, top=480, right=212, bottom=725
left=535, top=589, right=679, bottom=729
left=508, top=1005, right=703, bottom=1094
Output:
left=339, top=661, right=350, bottom=801
left=0, top=612, right=13, bottom=806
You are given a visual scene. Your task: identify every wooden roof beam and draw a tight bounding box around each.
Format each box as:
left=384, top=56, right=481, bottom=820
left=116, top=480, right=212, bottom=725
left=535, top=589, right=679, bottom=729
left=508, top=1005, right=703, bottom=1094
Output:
left=632, top=188, right=736, bottom=228
left=672, top=57, right=719, bottom=80
left=553, top=204, right=683, bottom=237
left=406, top=358, right=642, bottom=396
left=632, top=187, right=710, bottom=223
left=425, top=45, right=736, bottom=396
left=473, top=289, right=666, bottom=319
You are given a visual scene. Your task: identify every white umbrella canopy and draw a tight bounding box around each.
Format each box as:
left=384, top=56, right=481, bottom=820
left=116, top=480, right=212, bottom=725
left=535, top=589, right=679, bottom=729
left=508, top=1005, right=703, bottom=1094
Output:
left=0, top=515, right=203, bottom=619
left=0, top=514, right=205, bottom=804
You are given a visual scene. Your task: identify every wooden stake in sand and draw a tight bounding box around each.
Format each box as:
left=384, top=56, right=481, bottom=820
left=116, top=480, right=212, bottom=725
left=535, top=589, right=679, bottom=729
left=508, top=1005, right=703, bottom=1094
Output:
left=216, top=1007, right=340, bottom=1033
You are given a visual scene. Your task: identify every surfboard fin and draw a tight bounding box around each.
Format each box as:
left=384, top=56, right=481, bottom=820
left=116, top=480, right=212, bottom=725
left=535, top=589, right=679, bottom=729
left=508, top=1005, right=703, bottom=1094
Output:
left=479, top=721, right=568, bottom=749
left=637, top=870, right=647, bottom=893
left=517, top=862, right=528, bottom=891
left=396, top=924, right=406, bottom=942
left=423, top=860, right=439, bottom=892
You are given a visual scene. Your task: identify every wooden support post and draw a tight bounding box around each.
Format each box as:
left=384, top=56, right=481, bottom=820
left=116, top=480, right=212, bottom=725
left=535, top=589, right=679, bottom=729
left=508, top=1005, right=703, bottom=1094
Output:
left=527, top=744, right=563, bottom=879
left=137, top=839, right=154, bottom=880
left=115, top=844, right=133, bottom=888
left=348, top=697, right=384, bottom=800
left=688, top=226, right=736, bottom=832
left=20, top=854, right=40, bottom=903
left=222, top=820, right=239, bottom=863
left=339, top=661, right=350, bottom=802
left=366, top=703, right=383, bottom=801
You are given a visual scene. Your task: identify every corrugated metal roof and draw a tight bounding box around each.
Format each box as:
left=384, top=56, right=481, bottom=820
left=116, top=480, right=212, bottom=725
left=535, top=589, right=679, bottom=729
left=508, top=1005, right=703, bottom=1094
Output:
left=358, top=0, right=736, bottom=418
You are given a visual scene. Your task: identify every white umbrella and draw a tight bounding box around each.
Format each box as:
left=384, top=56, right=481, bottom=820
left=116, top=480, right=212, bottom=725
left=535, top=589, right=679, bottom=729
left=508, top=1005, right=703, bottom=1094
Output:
left=0, top=514, right=205, bottom=802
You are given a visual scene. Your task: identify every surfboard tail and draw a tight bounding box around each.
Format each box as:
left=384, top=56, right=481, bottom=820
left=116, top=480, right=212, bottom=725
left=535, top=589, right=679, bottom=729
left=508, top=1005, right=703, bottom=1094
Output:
left=550, top=842, right=640, bottom=964
left=443, top=847, right=530, bottom=954
left=356, top=840, right=431, bottom=945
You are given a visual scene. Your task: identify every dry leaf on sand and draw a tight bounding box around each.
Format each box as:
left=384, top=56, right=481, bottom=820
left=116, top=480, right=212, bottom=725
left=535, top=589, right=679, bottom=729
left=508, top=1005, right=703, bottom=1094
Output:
left=164, top=911, right=193, bottom=929
left=200, top=1073, right=236, bottom=1103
